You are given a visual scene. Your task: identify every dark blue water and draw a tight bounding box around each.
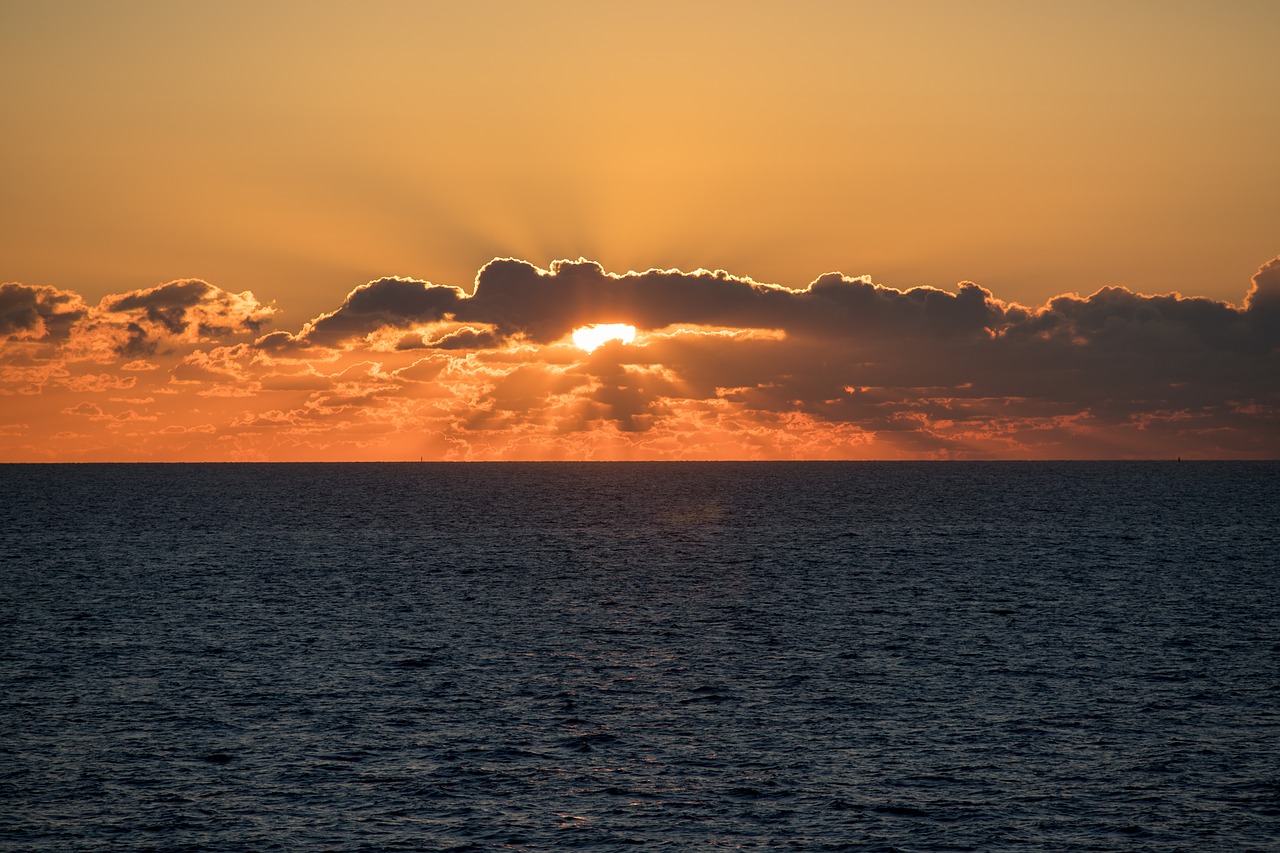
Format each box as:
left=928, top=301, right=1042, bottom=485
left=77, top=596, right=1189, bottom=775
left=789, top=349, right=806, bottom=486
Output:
left=2, top=462, right=1278, bottom=851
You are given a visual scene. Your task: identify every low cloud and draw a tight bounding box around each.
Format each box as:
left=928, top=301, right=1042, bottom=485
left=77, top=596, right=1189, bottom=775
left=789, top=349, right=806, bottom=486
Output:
left=2, top=257, right=1277, bottom=460
left=96, top=279, right=275, bottom=356
left=0, top=283, right=88, bottom=342
left=0, top=278, right=275, bottom=383
left=270, top=255, right=1278, bottom=364
left=290, top=277, right=466, bottom=348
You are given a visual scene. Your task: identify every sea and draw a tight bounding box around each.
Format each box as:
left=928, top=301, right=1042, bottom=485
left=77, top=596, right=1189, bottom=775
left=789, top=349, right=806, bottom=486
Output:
left=1, top=462, right=1277, bottom=851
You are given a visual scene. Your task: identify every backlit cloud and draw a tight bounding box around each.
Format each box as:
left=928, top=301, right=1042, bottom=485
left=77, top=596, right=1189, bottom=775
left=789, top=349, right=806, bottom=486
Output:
left=96, top=279, right=275, bottom=355
left=1, top=258, right=1276, bottom=461
left=275, top=258, right=1009, bottom=348
left=0, top=283, right=88, bottom=343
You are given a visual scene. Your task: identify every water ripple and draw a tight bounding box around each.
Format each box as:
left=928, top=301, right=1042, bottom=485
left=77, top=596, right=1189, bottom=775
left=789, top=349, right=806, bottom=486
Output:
left=2, top=461, right=1278, bottom=851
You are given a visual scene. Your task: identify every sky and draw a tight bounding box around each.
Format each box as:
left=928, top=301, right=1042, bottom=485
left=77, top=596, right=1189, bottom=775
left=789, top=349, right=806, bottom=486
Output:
left=1, top=0, right=1277, bottom=461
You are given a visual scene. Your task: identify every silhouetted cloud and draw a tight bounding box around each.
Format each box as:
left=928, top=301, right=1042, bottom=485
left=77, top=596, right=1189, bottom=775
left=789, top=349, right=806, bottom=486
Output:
left=293, top=277, right=465, bottom=348
left=1, top=257, right=1276, bottom=460
left=276, top=255, right=1278, bottom=359
left=97, top=278, right=274, bottom=354
left=1243, top=255, right=1280, bottom=345
left=276, top=259, right=831, bottom=347
left=0, top=283, right=87, bottom=341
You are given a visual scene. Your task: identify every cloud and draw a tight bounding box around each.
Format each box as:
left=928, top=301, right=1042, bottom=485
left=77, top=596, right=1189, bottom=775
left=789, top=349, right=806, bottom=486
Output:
left=424, top=325, right=500, bottom=351
left=1243, top=255, right=1280, bottom=344
left=276, top=259, right=822, bottom=348
left=276, top=256, right=1201, bottom=356
left=2, top=256, right=1277, bottom=460
left=95, top=279, right=275, bottom=355
left=289, top=277, right=465, bottom=348
left=61, top=401, right=106, bottom=419
left=58, top=373, right=138, bottom=393
left=0, top=278, right=276, bottom=401
left=0, top=283, right=88, bottom=342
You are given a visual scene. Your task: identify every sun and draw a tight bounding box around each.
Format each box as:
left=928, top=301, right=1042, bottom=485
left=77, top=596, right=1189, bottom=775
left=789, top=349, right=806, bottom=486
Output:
left=572, top=323, right=636, bottom=352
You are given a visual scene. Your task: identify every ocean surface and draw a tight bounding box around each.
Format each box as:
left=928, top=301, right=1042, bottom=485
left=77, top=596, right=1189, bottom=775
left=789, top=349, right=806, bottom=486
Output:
left=1, top=461, right=1277, bottom=851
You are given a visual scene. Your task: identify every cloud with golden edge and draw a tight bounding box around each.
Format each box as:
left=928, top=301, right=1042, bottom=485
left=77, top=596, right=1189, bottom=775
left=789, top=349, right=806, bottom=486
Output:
left=0, top=257, right=1277, bottom=461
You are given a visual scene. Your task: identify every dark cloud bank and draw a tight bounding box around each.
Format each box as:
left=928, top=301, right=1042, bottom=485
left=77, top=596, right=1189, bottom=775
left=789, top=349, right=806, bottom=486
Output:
left=248, top=255, right=1280, bottom=454
left=270, top=255, right=1280, bottom=351
left=5, top=256, right=1277, bottom=456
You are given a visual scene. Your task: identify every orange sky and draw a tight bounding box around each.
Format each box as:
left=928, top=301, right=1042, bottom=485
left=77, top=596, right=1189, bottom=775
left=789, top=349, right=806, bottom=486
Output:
left=2, top=1, right=1278, bottom=461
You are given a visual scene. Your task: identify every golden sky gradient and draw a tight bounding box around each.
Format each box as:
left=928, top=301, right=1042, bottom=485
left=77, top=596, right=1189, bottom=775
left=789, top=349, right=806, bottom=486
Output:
left=2, top=1, right=1278, bottom=460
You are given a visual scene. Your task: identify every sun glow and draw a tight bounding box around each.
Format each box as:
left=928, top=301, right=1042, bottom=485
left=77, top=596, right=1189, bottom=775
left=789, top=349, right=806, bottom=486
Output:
left=572, top=323, right=636, bottom=352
